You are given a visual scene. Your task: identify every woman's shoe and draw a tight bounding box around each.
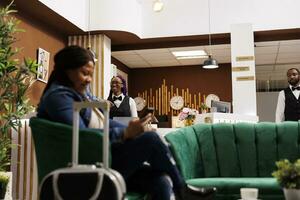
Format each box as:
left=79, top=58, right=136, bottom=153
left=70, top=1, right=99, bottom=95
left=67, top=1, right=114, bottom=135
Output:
left=176, top=185, right=217, bottom=200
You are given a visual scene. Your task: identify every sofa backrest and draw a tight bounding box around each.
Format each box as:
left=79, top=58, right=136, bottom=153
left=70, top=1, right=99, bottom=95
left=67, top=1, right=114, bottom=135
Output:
left=165, top=121, right=300, bottom=180
left=29, top=117, right=105, bottom=184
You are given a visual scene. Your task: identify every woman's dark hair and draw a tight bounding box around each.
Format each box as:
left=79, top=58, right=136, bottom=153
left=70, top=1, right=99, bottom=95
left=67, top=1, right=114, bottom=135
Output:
left=107, top=75, right=127, bottom=99
left=43, top=45, right=94, bottom=94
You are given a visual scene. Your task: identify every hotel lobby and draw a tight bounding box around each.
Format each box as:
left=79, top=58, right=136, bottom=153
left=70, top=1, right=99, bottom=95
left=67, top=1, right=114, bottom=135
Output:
left=1, top=0, right=300, bottom=199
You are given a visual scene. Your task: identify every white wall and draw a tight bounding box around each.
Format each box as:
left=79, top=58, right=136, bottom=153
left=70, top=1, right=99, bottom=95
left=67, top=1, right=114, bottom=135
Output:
left=141, top=0, right=208, bottom=38
left=257, top=92, right=279, bottom=122
left=141, top=0, right=300, bottom=38
left=89, top=0, right=142, bottom=36
left=39, top=0, right=88, bottom=30
left=39, top=0, right=300, bottom=39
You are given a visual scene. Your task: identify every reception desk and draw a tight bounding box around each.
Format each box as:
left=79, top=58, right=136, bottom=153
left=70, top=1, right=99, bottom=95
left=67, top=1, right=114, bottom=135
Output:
left=196, top=113, right=259, bottom=124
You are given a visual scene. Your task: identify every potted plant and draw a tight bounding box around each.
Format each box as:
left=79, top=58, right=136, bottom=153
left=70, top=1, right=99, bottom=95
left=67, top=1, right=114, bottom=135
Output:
left=272, top=159, right=300, bottom=200
left=0, top=1, right=37, bottom=198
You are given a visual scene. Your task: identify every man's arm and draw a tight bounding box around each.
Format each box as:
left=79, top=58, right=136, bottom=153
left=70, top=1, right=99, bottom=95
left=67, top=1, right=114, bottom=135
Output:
left=275, top=91, right=285, bottom=123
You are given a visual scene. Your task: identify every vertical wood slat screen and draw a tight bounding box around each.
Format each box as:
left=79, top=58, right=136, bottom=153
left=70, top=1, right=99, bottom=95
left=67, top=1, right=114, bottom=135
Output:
left=11, top=119, right=38, bottom=200
left=68, top=35, right=104, bottom=98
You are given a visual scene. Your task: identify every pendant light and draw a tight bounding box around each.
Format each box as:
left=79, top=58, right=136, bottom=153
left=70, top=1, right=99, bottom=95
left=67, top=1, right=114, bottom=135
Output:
left=203, top=0, right=218, bottom=69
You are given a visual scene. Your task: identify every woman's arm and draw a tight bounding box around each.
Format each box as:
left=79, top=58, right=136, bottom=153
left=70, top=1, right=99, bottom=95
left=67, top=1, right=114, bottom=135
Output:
left=44, top=91, right=88, bottom=128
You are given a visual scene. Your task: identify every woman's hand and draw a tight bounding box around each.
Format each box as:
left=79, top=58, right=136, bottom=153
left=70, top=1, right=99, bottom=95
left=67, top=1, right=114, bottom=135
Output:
left=123, top=113, right=153, bottom=140
left=107, top=100, right=114, bottom=108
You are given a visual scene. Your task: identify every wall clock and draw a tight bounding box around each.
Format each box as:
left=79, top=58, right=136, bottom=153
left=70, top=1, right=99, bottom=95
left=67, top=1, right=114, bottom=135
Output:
left=205, top=94, right=220, bottom=108
left=170, top=96, right=184, bottom=110
left=134, top=97, right=146, bottom=111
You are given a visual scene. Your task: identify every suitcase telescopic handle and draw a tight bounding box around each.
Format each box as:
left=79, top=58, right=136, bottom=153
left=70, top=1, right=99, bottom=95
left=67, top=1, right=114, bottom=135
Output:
left=73, top=101, right=110, bottom=169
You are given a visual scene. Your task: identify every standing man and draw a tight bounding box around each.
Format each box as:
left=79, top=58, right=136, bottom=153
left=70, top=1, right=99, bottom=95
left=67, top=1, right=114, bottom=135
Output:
left=276, top=68, right=300, bottom=122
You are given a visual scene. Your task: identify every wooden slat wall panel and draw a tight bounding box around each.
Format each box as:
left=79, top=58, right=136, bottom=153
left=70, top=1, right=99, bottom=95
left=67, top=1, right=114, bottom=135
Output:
left=11, top=119, right=38, bottom=200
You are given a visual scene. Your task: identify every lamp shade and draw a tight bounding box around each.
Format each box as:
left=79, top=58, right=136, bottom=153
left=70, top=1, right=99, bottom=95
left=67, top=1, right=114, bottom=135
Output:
left=203, top=55, right=218, bottom=69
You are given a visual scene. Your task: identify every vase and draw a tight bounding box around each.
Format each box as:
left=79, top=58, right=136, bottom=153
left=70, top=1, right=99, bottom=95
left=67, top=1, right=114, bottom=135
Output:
left=184, top=118, right=195, bottom=126
left=284, top=188, right=300, bottom=200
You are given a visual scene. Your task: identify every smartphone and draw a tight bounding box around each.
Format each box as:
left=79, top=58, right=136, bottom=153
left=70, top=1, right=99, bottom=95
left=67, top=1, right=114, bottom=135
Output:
left=147, top=107, right=155, bottom=115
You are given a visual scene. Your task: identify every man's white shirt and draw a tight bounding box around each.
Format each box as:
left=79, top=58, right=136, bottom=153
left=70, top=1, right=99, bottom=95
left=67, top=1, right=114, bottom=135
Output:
left=275, top=85, right=300, bottom=122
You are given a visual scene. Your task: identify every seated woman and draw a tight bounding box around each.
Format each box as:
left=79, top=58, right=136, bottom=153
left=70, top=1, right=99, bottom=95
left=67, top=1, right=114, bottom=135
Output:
left=37, top=45, right=215, bottom=200
left=107, top=75, right=138, bottom=119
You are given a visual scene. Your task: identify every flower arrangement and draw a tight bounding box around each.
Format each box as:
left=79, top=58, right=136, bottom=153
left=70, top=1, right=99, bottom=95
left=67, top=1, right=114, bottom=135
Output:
left=200, top=103, right=208, bottom=110
left=178, top=107, right=199, bottom=121
left=272, top=159, right=300, bottom=189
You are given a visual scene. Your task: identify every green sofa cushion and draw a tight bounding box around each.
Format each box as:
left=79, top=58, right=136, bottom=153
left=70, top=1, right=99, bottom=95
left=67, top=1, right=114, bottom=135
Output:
left=126, top=192, right=146, bottom=200
left=166, top=126, right=203, bottom=179
left=30, top=117, right=105, bottom=184
left=165, top=121, right=300, bottom=199
left=186, top=177, right=282, bottom=200
left=213, top=123, right=240, bottom=177
left=277, top=121, right=300, bottom=162
left=233, top=123, right=257, bottom=177
left=255, top=122, right=278, bottom=177
left=193, top=124, right=219, bottom=177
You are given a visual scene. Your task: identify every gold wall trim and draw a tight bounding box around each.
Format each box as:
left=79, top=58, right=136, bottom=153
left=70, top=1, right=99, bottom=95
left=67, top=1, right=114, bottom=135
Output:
left=236, top=76, right=255, bottom=81
left=236, top=56, right=254, bottom=61
left=137, top=79, right=208, bottom=116
left=232, top=66, right=250, bottom=72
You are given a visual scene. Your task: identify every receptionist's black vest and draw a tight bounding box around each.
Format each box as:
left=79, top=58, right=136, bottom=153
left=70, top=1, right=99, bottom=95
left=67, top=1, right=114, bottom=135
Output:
left=108, top=95, right=131, bottom=119
left=284, top=87, right=300, bottom=121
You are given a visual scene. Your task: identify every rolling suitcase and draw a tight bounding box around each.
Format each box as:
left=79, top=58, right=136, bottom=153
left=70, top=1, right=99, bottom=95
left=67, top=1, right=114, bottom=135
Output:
left=39, top=101, right=126, bottom=200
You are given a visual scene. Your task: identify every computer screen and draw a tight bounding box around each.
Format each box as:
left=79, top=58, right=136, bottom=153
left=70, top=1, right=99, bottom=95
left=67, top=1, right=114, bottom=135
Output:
left=211, top=100, right=231, bottom=113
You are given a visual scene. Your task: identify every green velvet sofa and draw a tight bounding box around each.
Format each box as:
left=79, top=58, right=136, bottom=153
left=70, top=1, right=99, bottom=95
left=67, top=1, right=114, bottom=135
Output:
left=165, top=122, right=300, bottom=200
left=29, top=117, right=144, bottom=200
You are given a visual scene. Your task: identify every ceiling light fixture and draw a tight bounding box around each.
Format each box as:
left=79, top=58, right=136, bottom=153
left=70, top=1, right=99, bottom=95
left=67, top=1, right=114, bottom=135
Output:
left=153, top=0, right=164, bottom=12
left=202, top=0, right=218, bottom=69
left=172, top=50, right=208, bottom=59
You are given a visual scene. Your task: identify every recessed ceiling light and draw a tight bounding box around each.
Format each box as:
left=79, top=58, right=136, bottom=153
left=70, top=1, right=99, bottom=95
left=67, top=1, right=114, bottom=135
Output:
left=153, top=0, right=164, bottom=12
left=172, top=50, right=208, bottom=59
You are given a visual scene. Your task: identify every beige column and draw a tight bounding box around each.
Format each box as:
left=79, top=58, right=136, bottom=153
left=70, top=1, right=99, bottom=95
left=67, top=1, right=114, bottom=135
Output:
left=230, top=23, right=257, bottom=116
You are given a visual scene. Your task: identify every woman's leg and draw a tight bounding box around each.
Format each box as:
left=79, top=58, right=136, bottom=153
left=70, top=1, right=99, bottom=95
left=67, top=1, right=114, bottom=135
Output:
left=111, top=132, right=185, bottom=192
left=126, top=165, right=173, bottom=200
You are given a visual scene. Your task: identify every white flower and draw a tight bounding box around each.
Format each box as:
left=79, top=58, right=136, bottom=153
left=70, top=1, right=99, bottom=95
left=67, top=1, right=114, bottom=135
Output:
left=178, top=107, right=199, bottom=121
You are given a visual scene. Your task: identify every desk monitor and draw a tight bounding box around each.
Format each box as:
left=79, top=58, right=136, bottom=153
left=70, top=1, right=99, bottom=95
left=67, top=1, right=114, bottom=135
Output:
left=211, top=100, right=231, bottom=113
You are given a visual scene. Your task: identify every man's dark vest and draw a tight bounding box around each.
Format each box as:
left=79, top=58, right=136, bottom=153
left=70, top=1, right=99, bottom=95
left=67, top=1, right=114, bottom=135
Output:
left=108, top=95, right=131, bottom=119
left=284, top=87, right=300, bottom=121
